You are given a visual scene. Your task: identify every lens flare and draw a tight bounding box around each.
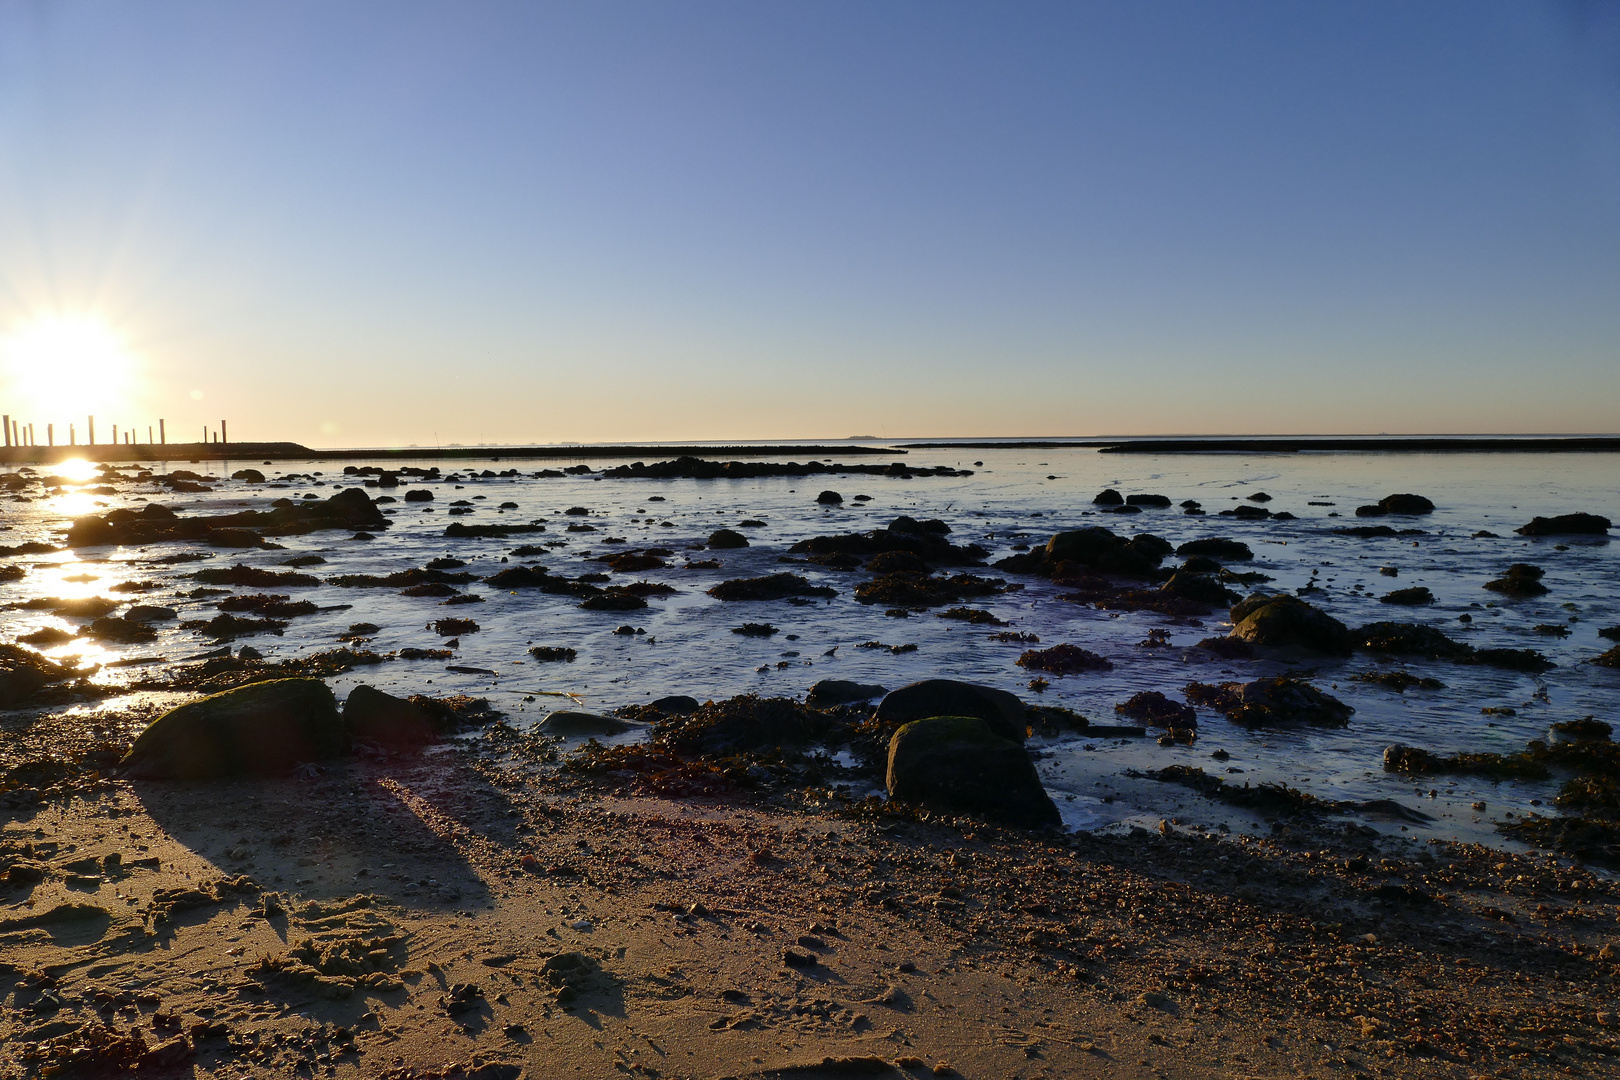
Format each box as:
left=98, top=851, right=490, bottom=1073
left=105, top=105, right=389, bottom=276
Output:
left=1, top=314, right=139, bottom=421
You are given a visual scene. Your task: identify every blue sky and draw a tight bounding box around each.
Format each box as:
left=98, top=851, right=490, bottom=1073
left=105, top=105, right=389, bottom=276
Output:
left=1, top=1, right=1617, bottom=445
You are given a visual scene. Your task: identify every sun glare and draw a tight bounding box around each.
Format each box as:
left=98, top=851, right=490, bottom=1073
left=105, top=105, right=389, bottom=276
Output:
left=1, top=314, right=138, bottom=421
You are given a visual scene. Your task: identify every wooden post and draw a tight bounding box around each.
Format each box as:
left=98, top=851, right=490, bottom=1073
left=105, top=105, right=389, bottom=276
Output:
left=159, top=419, right=166, bottom=445
left=221, top=420, right=228, bottom=444
left=88, top=416, right=95, bottom=445
left=2, top=415, right=9, bottom=449
left=47, top=424, right=54, bottom=447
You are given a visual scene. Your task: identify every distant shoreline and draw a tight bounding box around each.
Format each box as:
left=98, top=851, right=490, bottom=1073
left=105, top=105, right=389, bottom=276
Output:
left=901, top=436, right=1620, bottom=453
left=0, top=442, right=908, bottom=466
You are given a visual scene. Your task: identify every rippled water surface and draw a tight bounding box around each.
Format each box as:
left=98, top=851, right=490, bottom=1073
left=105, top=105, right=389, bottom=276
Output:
left=5, top=446, right=1617, bottom=846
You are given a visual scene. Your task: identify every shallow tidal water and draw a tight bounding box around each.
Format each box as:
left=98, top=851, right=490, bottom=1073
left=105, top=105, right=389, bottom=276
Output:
left=5, top=445, right=1618, bottom=852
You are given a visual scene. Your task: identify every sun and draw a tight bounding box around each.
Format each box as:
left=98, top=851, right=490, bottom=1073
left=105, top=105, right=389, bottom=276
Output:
left=1, top=314, right=139, bottom=423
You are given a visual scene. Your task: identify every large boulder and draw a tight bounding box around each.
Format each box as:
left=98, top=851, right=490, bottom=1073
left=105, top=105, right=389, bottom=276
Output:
left=344, top=684, right=439, bottom=748
left=1186, top=677, right=1353, bottom=729
left=886, top=716, right=1060, bottom=828
left=1229, top=594, right=1353, bottom=656
left=120, top=678, right=342, bottom=779
left=875, top=679, right=1027, bottom=742
left=1356, top=494, right=1435, bottom=517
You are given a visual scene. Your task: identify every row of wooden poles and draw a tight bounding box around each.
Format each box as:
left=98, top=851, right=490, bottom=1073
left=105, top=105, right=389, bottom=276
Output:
left=1, top=414, right=229, bottom=449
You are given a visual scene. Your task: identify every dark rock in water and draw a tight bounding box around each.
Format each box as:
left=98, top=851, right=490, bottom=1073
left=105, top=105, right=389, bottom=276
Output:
left=604, top=552, right=667, bottom=573
left=1381, top=493, right=1434, bottom=514
left=1125, top=494, right=1171, bottom=507
left=815, top=490, right=843, bottom=505
left=1114, top=691, right=1196, bottom=728
left=68, top=487, right=387, bottom=548
left=579, top=590, right=648, bottom=611
left=886, top=716, right=1059, bottom=828
left=648, top=694, right=700, bottom=715
left=708, top=528, right=749, bottom=549
left=404, top=489, right=434, bottom=502
left=344, top=684, right=438, bottom=748
left=1101, top=504, right=1142, bottom=514
left=1092, top=489, right=1124, bottom=506
left=1229, top=594, right=1352, bottom=655
left=1383, top=744, right=1548, bottom=781
left=1550, top=717, right=1612, bottom=742
left=119, top=678, right=342, bottom=779
left=1355, top=621, right=1472, bottom=660
left=597, top=456, right=972, bottom=481
left=1247, top=492, right=1272, bottom=503
left=1485, top=563, right=1549, bottom=597
left=529, top=646, right=577, bottom=662
left=123, top=605, right=177, bottom=621
left=1179, top=555, right=1222, bottom=574
left=538, top=710, right=636, bottom=737
left=192, top=564, right=319, bottom=588
left=708, top=574, right=836, bottom=602
left=1175, top=537, right=1253, bottom=561
left=0, top=645, right=80, bottom=709
left=866, top=550, right=929, bottom=574
left=805, top=679, right=886, bottom=707
left=875, top=679, right=1027, bottom=743
left=1195, top=636, right=1255, bottom=659
left=791, top=516, right=983, bottom=567
left=1159, top=571, right=1239, bottom=607
left=1597, top=626, right=1620, bottom=642
left=231, top=469, right=266, bottom=483
left=1007, top=526, right=1170, bottom=580
left=1333, top=524, right=1422, bottom=538
left=731, top=622, right=779, bottom=636
left=854, top=571, right=1009, bottom=608
left=1380, top=586, right=1435, bottom=606
left=1515, top=513, right=1610, bottom=537
left=1186, top=677, right=1352, bottom=729
left=87, top=616, right=157, bottom=643
left=1222, top=504, right=1271, bottom=519
left=1016, top=643, right=1112, bottom=675
left=1471, top=647, right=1555, bottom=673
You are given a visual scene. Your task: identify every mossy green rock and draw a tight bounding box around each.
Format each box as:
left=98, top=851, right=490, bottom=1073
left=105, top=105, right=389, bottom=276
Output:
left=875, top=679, right=1026, bottom=742
left=886, top=715, right=1060, bottom=828
left=344, top=684, right=438, bottom=748
left=120, top=678, right=342, bottom=779
left=1230, top=594, right=1352, bottom=656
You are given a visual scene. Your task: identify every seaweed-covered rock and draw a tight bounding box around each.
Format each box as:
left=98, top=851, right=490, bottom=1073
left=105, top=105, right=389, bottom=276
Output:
left=875, top=679, right=1027, bottom=743
left=885, top=716, right=1059, bottom=828
left=1015, top=644, right=1112, bottom=676
left=1382, top=744, right=1549, bottom=780
left=1029, top=527, right=1170, bottom=579
left=805, top=680, right=887, bottom=707
left=67, top=487, right=387, bottom=548
left=707, top=574, right=836, bottom=602
left=0, top=644, right=80, bottom=709
left=1229, top=595, right=1352, bottom=655
left=1159, top=571, right=1240, bottom=607
left=1186, top=677, right=1353, bottom=729
left=1589, top=645, right=1620, bottom=670
left=1175, top=538, right=1253, bottom=561
left=1354, top=621, right=1472, bottom=660
left=707, top=529, right=749, bottom=549
left=1125, top=493, right=1172, bottom=508
left=1114, top=691, right=1196, bottom=728
left=1484, top=564, right=1549, bottom=598
left=853, top=571, right=1008, bottom=608
left=120, top=678, right=342, bottom=779
left=790, top=517, right=985, bottom=567
left=865, top=550, right=930, bottom=575
left=1515, top=513, right=1610, bottom=537
left=654, top=694, right=831, bottom=755
left=343, top=684, right=438, bottom=748
left=815, top=490, right=843, bottom=505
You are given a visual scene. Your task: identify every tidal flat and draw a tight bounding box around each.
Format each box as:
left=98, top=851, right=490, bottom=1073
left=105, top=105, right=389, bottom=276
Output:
left=2, top=445, right=1618, bottom=1077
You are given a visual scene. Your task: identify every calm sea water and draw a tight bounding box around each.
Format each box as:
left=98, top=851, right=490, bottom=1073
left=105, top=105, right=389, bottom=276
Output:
left=6, top=446, right=1617, bottom=847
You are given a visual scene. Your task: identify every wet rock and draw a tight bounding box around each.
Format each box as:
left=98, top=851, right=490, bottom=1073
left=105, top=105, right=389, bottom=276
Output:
left=124, top=605, right=178, bottom=622
left=707, top=529, right=749, bottom=549
left=1354, top=670, right=1444, bottom=693
left=1115, top=691, right=1196, bottom=728
left=886, top=716, right=1059, bottom=828
left=1379, top=586, right=1434, bottom=605
left=1159, top=571, right=1240, bottom=607
left=231, top=469, right=266, bottom=483
left=648, top=695, right=700, bottom=715
left=805, top=680, right=887, bottom=707
left=1383, top=744, right=1549, bottom=781
left=67, top=487, right=387, bottom=548
left=875, top=679, right=1027, bottom=743
left=1515, top=512, right=1610, bottom=537
left=343, top=684, right=439, bottom=748
left=529, top=646, right=577, bottom=662
left=597, top=456, right=971, bottom=481
left=1016, top=643, right=1112, bottom=675
left=119, top=678, right=343, bottom=779
left=1036, top=527, right=1171, bottom=579
left=708, top=574, right=836, bottom=602
left=538, top=711, right=637, bottom=737
left=1092, top=489, right=1124, bottom=506
left=1548, top=717, right=1611, bottom=743
left=1484, top=563, right=1549, bottom=597
left=87, top=617, right=157, bottom=644
left=1589, top=645, right=1620, bottom=670
left=816, top=490, right=843, bottom=505
left=1228, top=594, right=1353, bottom=655
left=654, top=694, right=832, bottom=755
left=404, top=489, right=434, bottom=502
left=731, top=623, right=779, bottom=636
left=791, top=517, right=985, bottom=567
left=0, top=645, right=78, bottom=708
left=1186, top=677, right=1353, bottom=728
left=1175, top=537, right=1253, bottom=561
left=1194, top=636, right=1255, bottom=659
left=1125, top=494, right=1172, bottom=508
left=1354, top=621, right=1471, bottom=659
left=1146, top=765, right=1330, bottom=816
left=854, top=571, right=1009, bottom=608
